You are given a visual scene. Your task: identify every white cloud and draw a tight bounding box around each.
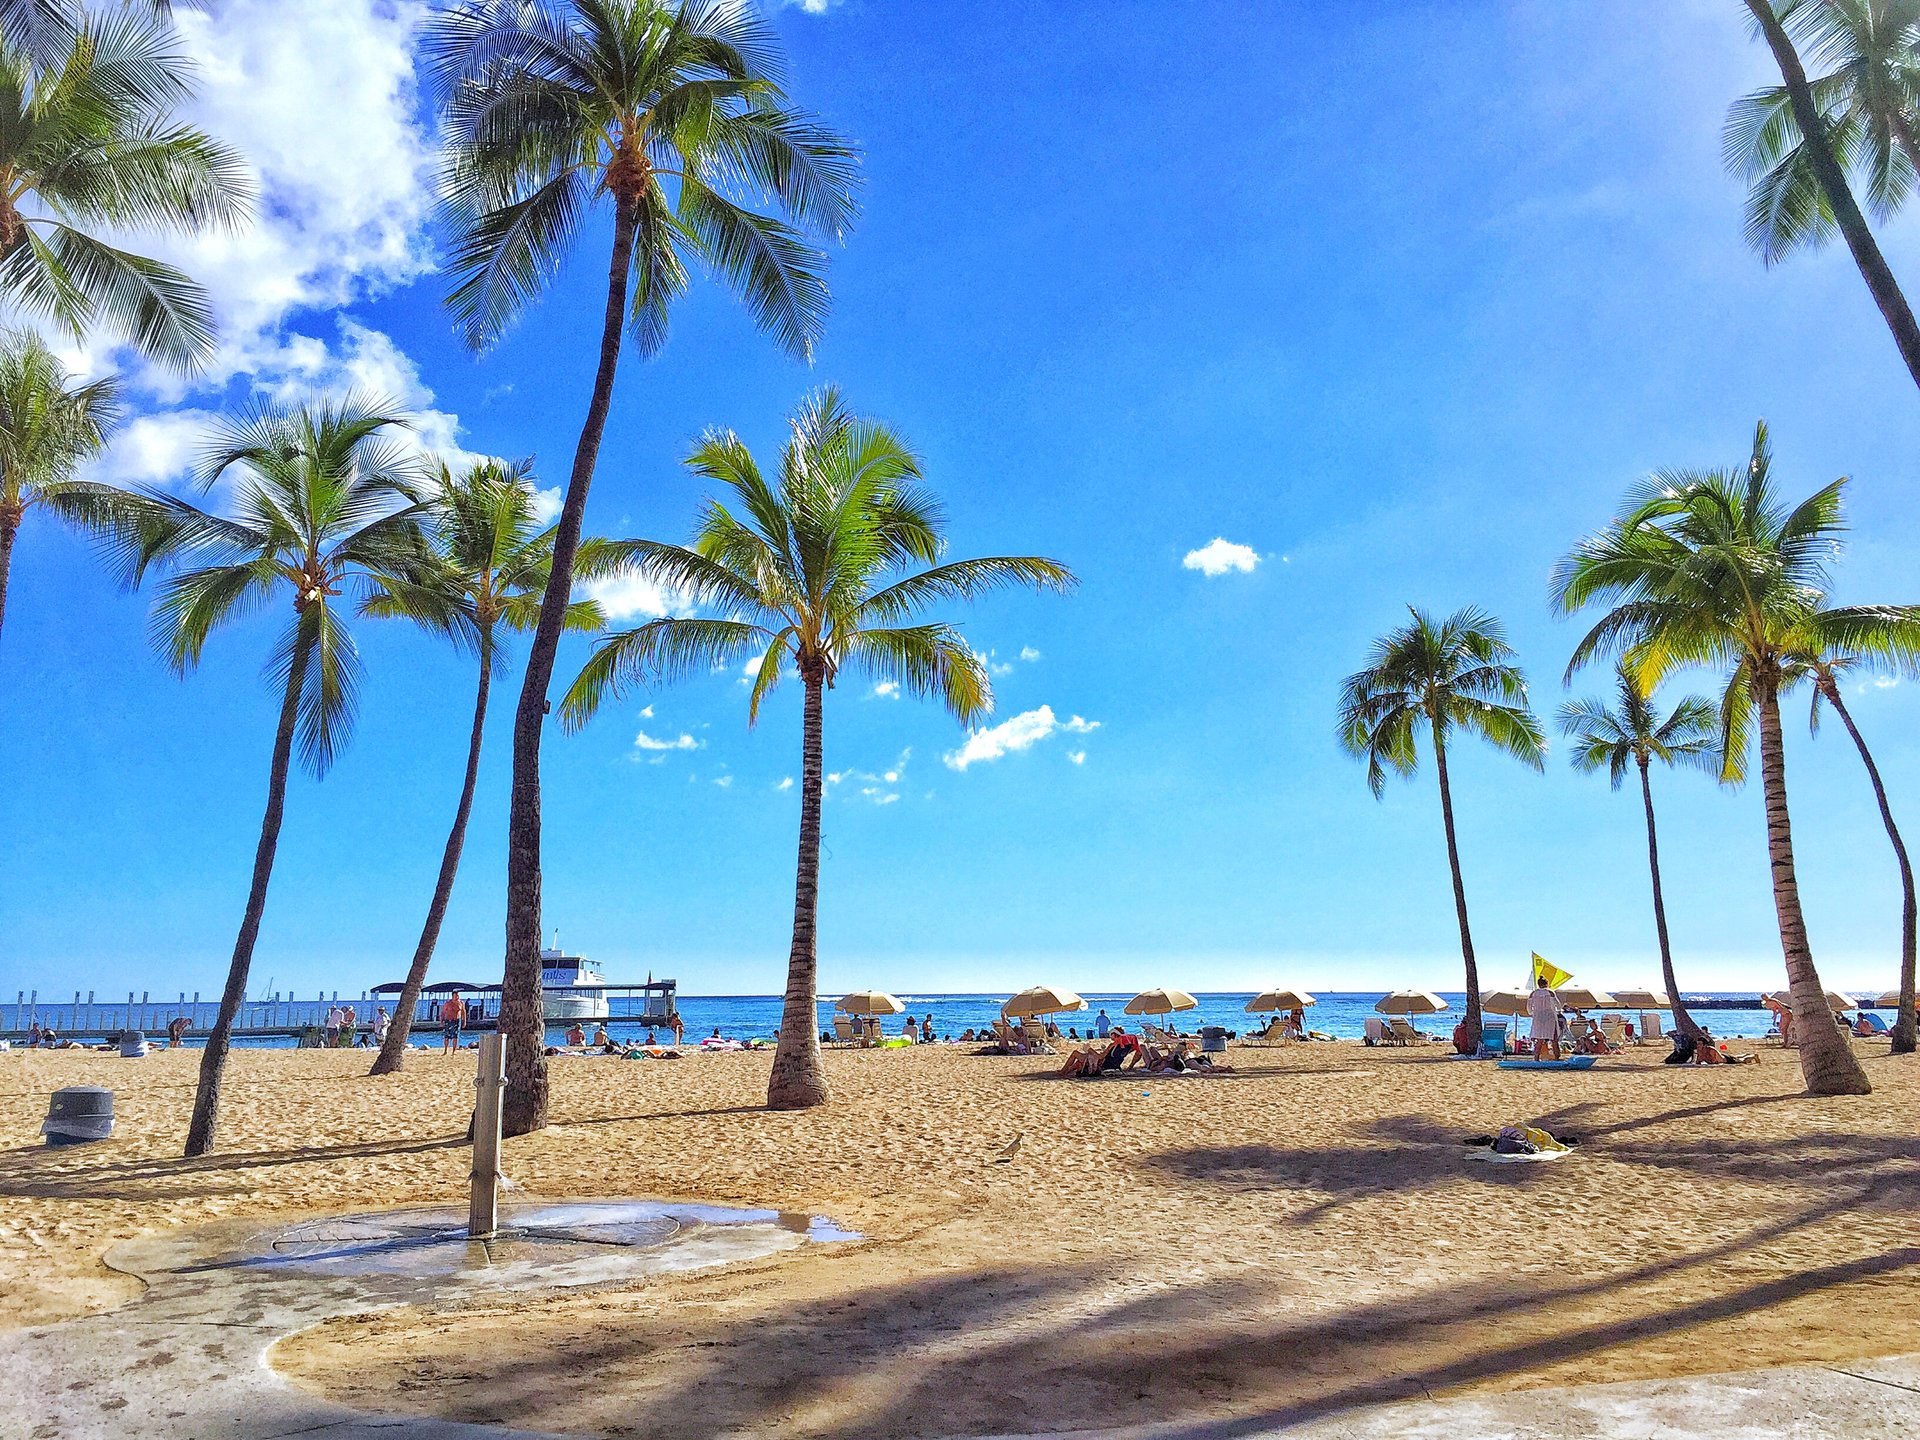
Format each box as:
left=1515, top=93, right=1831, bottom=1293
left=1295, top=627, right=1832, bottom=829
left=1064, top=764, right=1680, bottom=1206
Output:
left=775, top=776, right=794, bottom=792
left=1019, top=646, right=1042, bottom=663
left=1182, top=538, right=1261, bottom=576
left=528, top=486, right=564, bottom=525
left=639, top=705, right=654, bottom=719
left=713, top=775, right=733, bottom=788
left=872, top=680, right=900, bottom=699
left=583, top=574, right=688, bottom=623
left=1067, top=749, right=1087, bottom=766
left=634, top=730, right=700, bottom=753
left=945, top=705, right=1101, bottom=771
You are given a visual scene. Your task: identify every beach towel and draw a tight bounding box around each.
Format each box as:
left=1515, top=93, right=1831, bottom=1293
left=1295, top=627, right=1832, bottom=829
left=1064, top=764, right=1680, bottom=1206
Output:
left=1496, top=1056, right=1598, bottom=1071
left=1467, top=1146, right=1574, bottom=1164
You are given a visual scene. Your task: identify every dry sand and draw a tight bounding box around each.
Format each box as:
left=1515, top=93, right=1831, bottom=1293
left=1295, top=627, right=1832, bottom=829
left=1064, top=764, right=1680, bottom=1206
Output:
left=3, top=1038, right=1918, bottom=1438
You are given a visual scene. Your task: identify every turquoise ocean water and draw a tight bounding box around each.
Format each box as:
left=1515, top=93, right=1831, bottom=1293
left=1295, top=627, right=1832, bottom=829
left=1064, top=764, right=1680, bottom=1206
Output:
left=2, top=991, right=1789, bottom=1046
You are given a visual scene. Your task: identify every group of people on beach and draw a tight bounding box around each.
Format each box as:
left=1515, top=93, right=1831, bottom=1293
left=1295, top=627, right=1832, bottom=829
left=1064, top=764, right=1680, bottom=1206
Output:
left=1054, top=1025, right=1232, bottom=1078
left=321, top=1005, right=390, bottom=1050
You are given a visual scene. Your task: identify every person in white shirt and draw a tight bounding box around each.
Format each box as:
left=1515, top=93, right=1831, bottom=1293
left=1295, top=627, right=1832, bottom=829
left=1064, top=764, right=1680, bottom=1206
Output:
left=324, top=1006, right=344, bottom=1048
left=1528, top=980, right=1562, bottom=1060
left=372, top=1007, right=390, bottom=1045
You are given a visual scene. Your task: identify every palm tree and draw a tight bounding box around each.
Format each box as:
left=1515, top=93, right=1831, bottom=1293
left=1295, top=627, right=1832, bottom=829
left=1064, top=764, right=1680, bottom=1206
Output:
left=111, top=399, right=425, bottom=1155
left=1549, top=420, right=1916, bottom=1095
left=1557, top=666, right=1720, bottom=1041
left=0, top=327, right=122, bottom=643
left=426, top=0, right=860, bottom=1135
left=1729, top=0, right=1920, bottom=391
left=0, top=9, right=251, bottom=373
left=1789, top=616, right=1920, bottom=1052
left=363, top=460, right=605, bottom=1077
left=560, top=390, right=1073, bottom=1110
left=1337, top=607, right=1546, bottom=1046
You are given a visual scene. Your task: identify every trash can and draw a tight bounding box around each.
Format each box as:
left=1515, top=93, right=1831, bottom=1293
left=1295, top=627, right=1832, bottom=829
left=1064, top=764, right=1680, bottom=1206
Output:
left=44, top=1086, right=114, bottom=1146
left=1200, top=1025, right=1228, bottom=1054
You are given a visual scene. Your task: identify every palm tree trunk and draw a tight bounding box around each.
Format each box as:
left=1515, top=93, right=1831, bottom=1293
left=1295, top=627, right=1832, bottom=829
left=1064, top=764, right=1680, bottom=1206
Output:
left=500, top=195, right=639, bottom=1137
left=0, top=494, right=20, bottom=644
left=1638, top=757, right=1702, bottom=1041
left=184, top=637, right=308, bottom=1156
left=768, top=660, right=829, bottom=1109
left=1820, top=679, right=1916, bottom=1054
left=1744, top=0, right=1920, bottom=393
left=1755, top=681, right=1871, bottom=1095
left=371, top=643, right=493, bottom=1077
left=1430, top=716, right=1482, bottom=1043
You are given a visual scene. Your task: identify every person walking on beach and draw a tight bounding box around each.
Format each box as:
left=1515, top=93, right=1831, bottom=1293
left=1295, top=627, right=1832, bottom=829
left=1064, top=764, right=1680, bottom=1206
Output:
left=439, top=993, right=466, bottom=1054
left=670, top=1012, right=685, bottom=1047
left=325, top=1006, right=344, bottom=1048
left=1528, top=977, right=1562, bottom=1061
left=372, top=1007, right=390, bottom=1047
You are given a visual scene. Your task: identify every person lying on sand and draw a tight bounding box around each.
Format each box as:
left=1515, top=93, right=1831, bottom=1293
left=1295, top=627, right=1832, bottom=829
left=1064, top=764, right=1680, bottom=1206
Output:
left=1056, top=1029, right=1145, bottom=1078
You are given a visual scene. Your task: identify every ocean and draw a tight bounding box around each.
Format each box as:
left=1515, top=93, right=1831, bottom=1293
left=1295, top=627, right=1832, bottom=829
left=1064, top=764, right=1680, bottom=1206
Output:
left=1, top=990, right=1789, bottom=1046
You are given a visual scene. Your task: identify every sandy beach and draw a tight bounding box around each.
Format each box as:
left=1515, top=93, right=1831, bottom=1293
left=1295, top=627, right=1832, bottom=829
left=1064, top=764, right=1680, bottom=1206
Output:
left=3, top=1038, right=1917, bottom=1438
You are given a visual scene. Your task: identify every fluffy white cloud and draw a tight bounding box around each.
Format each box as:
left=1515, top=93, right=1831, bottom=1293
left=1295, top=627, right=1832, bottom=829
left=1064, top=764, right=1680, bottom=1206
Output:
left=713, top=775, right=733, bottom=788
left=871, top=680, right=900, bottom=699
left=1182, top=538, right=1261, bottom=576
left=775, top=776, right=794, bottom=792
left=634, top=730, right=700, bottom=753
left=1067, top=749, right=1087, bottom=765
left=583, top=574, right=689, bottom=623
left=945, top=706, right=1101, bottom=771
left=1019, top=646, right=1042, bottom=663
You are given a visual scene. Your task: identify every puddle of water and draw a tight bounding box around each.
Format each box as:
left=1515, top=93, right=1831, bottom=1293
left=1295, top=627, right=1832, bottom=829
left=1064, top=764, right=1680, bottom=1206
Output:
left=251, top=1198, right=857, bottom=1283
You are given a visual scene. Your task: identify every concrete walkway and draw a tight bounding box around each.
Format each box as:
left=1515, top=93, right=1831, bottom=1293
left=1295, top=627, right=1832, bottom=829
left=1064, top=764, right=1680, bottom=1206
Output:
left=1, top=1206, right=1913, bottom=1440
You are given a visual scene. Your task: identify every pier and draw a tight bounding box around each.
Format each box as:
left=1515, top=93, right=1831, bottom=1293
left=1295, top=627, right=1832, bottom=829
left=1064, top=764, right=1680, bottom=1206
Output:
left=2, top=979, right=678, bottom=1046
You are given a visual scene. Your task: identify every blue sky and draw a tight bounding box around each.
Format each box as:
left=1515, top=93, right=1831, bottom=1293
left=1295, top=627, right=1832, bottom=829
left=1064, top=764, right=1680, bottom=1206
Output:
left=5, top=0, right=1919, bottom=1002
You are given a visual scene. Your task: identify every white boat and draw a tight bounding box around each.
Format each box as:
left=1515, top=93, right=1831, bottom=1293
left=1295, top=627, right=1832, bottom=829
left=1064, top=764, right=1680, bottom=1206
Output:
left=540, top=945, right=609, bottom=1020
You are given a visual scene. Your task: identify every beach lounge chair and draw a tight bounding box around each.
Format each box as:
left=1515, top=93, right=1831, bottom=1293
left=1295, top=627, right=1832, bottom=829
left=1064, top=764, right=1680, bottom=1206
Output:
left=1475, top=1022, right=1507, bottom=1058
left=1600, top=1016, right=1629, bottom=1051
left=1637, top=1012, right=1662, bottom=1046
left=1387, top=1018, right=1431, bottom=1045
left=1020, top=1018, right=1048, bottom=1051
left=831, top=1016, right=856, bottom=1047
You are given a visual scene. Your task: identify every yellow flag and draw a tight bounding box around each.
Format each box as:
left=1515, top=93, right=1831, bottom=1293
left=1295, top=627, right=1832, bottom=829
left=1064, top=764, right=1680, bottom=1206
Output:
left=1531, top=952, right=1572, bottom=989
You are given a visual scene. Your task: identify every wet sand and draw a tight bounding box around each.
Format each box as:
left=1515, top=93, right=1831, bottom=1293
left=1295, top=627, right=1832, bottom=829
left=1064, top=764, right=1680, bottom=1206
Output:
left=3, top=1037, right=1917, bottom=1438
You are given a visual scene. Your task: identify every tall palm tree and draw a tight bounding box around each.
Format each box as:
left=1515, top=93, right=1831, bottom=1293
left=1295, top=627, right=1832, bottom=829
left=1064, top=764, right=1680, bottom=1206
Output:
left=1550, top=420, right=1914, bottom=1095
left=0, top=9, right=251, bottom=373
left=1557, top=666, right=1720, bottom=1041
left=1729, top=0, right=1920, bottom=391
left=560, top=390, right=1074, bottom=1110
left=110, top=399, right=425, bottom=1155
left=1337, top=607, right=1546, bottom=1046
left=426, top=0, right=860, bottom=1135
left=1790, top=617, right=1920, bottom=1052
left=363, top=460, right=605, bottom=1077
left=0, top=327, right=121, bottom=643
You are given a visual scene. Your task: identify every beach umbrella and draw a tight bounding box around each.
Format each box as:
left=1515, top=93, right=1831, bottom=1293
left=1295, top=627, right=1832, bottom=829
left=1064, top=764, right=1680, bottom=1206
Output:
left=1245, top=989, right=1316, bottom=1013
left=1125, top=988, right=1199, bottom=1016
left=1374, top=990, right=1448, bottom=1016
left=1552, top=983, right=1616, bottom=1010
left=1765, top=989, right=1857, bottom=1012
left=834, top=991, right=905, bottom=1016
left=1479, top=988, right=1532, bottom=1017
left=1875, top=990, right=1904, bottom=1008
left=1001, top=985, right=1088, bottom=1019
left=1608, top=986, right=1671, bottom=1009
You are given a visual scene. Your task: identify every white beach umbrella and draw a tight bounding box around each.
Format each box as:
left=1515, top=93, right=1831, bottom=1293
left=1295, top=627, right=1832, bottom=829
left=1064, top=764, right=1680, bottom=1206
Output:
left=1001, top=985, right=1089, bottom=1019
left=1479, top=988, right=1532, bottom=1017
left=1875, top=990, right=1904, bottom=1008
left=1552, top=984, right=1616, bottom=1011
left=1124, top=988, right=1199, bottom=1016
left=1245, top=989, right=1317, bottom=1013
left=1608, top=986, right=1671, bottom=1009
left=1765, top=989, right=1857, bottom=1013
left=834, top=991, right=905, bottom=1016
left=1374, top=990, right=1448, bottom=1016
